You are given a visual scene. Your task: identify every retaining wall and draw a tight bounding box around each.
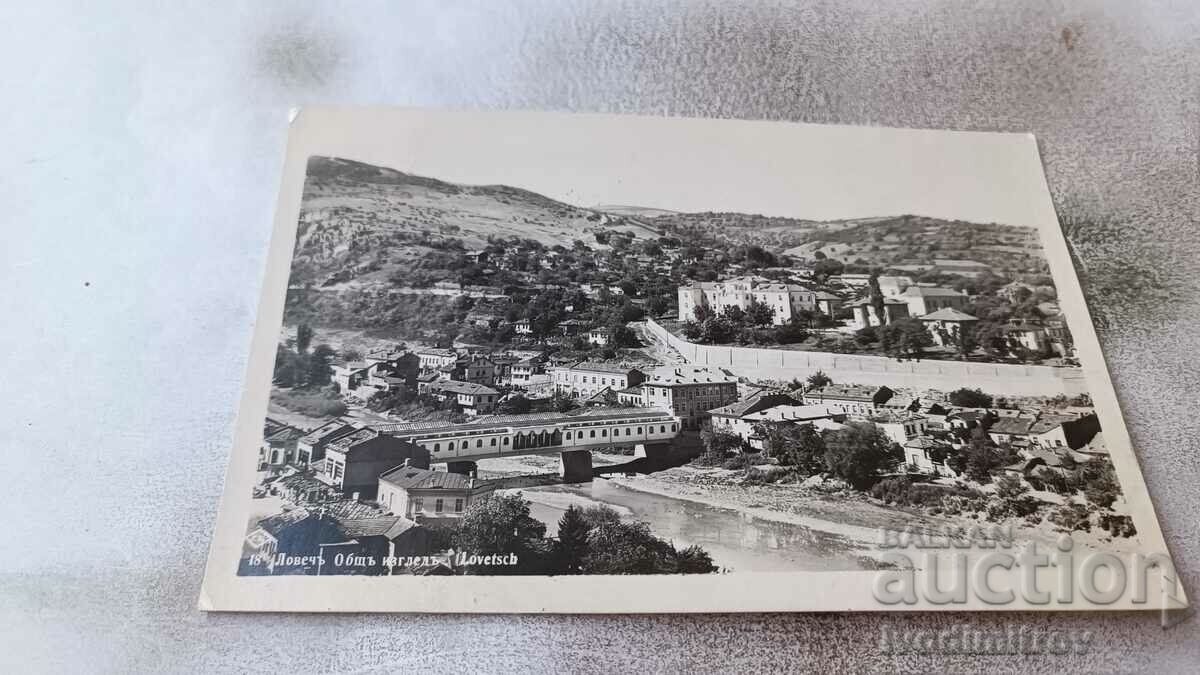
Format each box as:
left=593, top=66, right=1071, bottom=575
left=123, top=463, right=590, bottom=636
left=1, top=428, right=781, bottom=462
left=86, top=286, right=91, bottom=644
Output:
left=643, top=319, right=1089, bottom=397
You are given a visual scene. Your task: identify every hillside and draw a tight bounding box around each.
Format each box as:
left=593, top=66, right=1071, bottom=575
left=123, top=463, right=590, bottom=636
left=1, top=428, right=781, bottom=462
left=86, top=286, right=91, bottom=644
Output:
left=290, top=157, right=660, bottom=286
left=781, top=215, right=1047, bottom=277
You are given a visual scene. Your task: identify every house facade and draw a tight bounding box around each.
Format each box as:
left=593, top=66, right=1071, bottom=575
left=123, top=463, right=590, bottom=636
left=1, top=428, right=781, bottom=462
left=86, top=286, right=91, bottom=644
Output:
left=639, top=365, right=739, bottom=430
left=677, top=277, right=822, bottom=325
left=898, top=286, right=970, bottom=317
left=377, top=463, right=491, bottom=524
left=417, top=348, right=459, bottom=371
left=420, top=380, right=500, bottom=415
left=550, top=362, right=645, bottom=399
left=803, top=384, right=895, bottom=417
left=848, top=297, right=911, bottom=328
left=319, top=429, right=431, bottom=500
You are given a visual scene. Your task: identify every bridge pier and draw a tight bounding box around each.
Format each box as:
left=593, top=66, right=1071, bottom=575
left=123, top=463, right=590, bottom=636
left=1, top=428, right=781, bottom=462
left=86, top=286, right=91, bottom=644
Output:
left=559, top=450, right=593, bottom=483
left=446, top=461, right=477, bottom=478
left=633, top=443, right=670, bottom=460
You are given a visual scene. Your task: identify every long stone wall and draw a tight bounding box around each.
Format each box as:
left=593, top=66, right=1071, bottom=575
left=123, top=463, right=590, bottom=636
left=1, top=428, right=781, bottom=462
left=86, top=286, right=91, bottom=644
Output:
left=643, top=319, right=1090, bottom=397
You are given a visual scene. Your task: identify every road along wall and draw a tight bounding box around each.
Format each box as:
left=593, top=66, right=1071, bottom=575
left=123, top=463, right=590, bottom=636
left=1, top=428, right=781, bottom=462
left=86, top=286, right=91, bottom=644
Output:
left=643, top=319, right=1090, bottom=397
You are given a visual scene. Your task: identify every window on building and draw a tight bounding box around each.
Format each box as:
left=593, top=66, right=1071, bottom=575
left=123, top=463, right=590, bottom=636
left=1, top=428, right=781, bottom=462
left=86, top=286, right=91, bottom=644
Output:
left=435, top=498, right=444, bottom=513
left=433, top=443, right=440, bottom=452
left=455, top=499, right=464, bottom=513
left=462, top=441, right=468, bottom=449
left=660, top=425, right=666, bottom=433
left=637, top=427, right=642, bottom=434
left=490, top=438, right=497, bottom=446
left=503, top=437, right=510, bottom=445
left=589, top=430, right=596, bottom=438
left=565, top=431, right=572, bottom=440
left=413, top=498, right=423, bottom=513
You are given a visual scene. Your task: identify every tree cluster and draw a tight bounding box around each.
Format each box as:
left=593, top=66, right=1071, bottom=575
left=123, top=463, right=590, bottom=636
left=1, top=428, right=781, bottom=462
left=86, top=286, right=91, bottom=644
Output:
left=451, top=495, right=717, bottom=576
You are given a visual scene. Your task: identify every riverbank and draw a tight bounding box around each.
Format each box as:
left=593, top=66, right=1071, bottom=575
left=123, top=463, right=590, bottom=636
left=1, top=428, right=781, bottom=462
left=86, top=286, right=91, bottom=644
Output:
left=603, top=465, right=1139, bottom=558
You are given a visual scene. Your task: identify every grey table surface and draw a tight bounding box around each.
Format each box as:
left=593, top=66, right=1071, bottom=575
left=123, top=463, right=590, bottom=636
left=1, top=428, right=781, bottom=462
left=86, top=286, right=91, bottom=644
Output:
left=2, top=1, right=1198, bottom=672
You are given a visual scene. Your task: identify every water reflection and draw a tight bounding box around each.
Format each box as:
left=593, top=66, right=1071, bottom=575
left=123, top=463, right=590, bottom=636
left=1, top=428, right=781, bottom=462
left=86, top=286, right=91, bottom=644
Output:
left=517, top=479, right=870, bottom=572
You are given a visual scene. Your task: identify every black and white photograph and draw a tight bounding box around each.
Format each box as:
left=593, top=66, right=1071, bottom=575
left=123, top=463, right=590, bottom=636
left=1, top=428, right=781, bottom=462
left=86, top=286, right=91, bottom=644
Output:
left=200, top=108, right=1177, bottom=613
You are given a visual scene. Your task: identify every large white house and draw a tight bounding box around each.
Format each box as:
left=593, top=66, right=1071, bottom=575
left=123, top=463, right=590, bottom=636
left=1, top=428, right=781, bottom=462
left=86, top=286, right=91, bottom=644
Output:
left=678, top=277, right=821, bottom=325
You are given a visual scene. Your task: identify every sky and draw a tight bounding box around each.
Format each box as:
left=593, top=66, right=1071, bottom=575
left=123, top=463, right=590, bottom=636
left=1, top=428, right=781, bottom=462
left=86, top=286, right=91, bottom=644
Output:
left=291, top=107, right=1061, bottom=228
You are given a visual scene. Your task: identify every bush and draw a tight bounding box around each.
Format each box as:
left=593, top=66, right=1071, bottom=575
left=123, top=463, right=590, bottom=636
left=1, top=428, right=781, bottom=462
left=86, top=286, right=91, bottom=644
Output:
left=274, top=388, right=348, bottom=417
left=1098, top=513, right=1137, bottom=538
left=721, top=453, right=758, bottom=470
left=1050, top=503, right=1091, bottom=532
left=869, top=478, right=981, bottom=508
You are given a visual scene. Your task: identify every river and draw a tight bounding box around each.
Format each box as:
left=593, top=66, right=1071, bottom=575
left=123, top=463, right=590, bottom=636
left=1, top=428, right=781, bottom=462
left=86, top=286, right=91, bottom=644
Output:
left=511, top=479, right=871, bottom=572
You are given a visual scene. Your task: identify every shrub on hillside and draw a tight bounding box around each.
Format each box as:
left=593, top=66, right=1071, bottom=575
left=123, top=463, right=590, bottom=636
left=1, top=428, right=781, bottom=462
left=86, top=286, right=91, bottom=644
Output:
left=274, top=389, right=347, bottom=417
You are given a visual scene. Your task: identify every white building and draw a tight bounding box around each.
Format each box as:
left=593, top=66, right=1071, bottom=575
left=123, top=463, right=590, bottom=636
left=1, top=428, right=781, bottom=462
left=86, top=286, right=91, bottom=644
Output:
left=550, top=362, right=645, bottom=398
left=898, top=286, right=970, bottom=316
left=417, top=348, right=459, bottom=371
left=640, top=365, right=740, bottom=430
left=678, top=277, right=821, bottom=325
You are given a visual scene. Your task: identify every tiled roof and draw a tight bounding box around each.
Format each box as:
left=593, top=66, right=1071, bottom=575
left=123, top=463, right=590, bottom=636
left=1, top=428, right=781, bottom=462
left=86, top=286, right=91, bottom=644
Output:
left=919, top=308, right=979, bottom=321
left=325, top=428, right=381, bottom=454
left=370, top=407, right=676, bottom=436
left=380, top=465, right=473, bottom=490
left=900, top=286, right=965, bottom=298
left=989, top=418, right=1034, bottom=435
left=1028, top=415, right=1076, bottom=435
left=298, top=419, right=358, bottom=445
left=846, top=296, right=908, bottom=307
left=336, top=515, right=419, bottom=540
left=264, top=425, right=306, bottom=443
left=426, top=380, right=499, bottom=396
left=807, top=384, right=884, bottom=402
left=559, top=361, right=639, bottom=375
left=647, top=365, right=737, bottom=386
left=255, top=507, right=311, bottom=537
left=417, top=348, right=457, bottom=357
left=323, top=500, right=386, bottom=521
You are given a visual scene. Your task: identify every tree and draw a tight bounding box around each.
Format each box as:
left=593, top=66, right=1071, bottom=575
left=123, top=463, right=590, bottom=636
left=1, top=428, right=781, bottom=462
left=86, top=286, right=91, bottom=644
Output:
left=745, top=299, right=775, bottom=327
left=454, top=493, right=548, bottom=575
left=499, top=394, right=532, bottom=415
left=959, top=430, right=1003, bottom=482
left=763, top=422, right=827, bottom=474
left=806, top=370, right=832, bottom=391
left=295, top=323, right=314, bottom=354
left=580, top=521, right=714, bottom=574
left=868, top=273, right=888, bottom=326
left=1081, top=459, right=1121, bottom=508
left=721, top=305, right=747, bottom=323
left=671, top=545, right=718, bottom=574
left=555, top=505, right=590, bottom=574
left=995, top=473, right=1028, bottom=501
left=699, top=428, right=743, bottom=464
left=879, top=318, right=933, bottom=359
left=774, top=318, right=810, bottom=344
left=948, top=388, right=994, bottom=408
left=306, top=343, right=336, bottom=387
left=821, top=422, right=903, bottom=489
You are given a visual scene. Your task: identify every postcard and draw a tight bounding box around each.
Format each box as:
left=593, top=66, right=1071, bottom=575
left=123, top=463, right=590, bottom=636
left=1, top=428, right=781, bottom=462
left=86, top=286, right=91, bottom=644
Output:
left=200, top=108, right=1184, bottom=613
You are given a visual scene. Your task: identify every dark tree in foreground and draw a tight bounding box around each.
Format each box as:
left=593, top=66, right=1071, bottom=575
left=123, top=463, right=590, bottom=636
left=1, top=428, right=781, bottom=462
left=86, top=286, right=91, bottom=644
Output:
left=454, top=494, right=547, bottom=575
left=555, top=505, right=590, bottom=574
